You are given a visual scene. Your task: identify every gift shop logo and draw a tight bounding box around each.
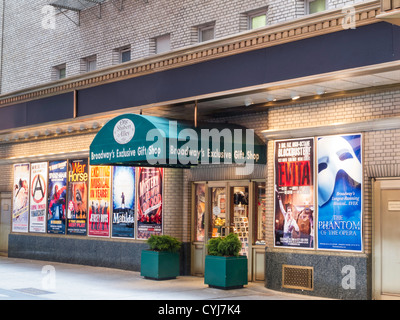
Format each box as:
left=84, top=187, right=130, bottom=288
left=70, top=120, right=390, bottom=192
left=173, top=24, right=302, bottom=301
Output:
left=113, top=119, right=135, bottom=145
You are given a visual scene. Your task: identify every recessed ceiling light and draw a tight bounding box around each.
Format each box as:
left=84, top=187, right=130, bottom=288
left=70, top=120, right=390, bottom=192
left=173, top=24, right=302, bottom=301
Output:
left=291, top=94, right=300, bottom=100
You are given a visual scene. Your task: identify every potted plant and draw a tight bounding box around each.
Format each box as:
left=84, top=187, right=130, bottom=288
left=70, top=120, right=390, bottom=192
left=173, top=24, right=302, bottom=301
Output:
left=204, top=233, right=248, bottom=289
left=141, top=235, right=182, bottom=280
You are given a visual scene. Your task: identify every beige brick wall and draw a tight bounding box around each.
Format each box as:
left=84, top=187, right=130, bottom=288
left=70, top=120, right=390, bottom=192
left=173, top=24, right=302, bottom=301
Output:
left=0, top=0, right=365, bottom=94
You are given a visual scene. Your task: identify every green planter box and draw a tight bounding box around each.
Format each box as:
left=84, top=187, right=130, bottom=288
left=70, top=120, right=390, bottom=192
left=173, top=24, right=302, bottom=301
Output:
left=140, top=250, right=180, bottom=280
left=204, top=255, right=248, bottom=289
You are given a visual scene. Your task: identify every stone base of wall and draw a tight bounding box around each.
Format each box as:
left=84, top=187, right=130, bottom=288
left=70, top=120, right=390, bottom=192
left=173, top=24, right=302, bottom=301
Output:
left=8, top=234, right=191, bottom=275
left=265, top=248, right=372, bottom=300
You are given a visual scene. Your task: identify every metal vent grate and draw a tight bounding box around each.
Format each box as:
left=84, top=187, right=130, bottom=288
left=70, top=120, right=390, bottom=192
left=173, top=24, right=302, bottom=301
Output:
left=282, top=265, right=313, bottom=291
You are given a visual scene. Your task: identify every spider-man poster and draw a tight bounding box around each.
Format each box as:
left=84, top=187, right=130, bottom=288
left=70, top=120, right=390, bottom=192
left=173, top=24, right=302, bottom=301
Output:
left=47, top=160, right=67, bottom=234
left=317, top=134, right=362, bottom=252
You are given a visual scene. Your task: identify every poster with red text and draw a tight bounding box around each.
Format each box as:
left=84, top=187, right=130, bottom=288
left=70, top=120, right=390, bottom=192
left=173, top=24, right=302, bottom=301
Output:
left=67, top=159, right=88, bottom=235
left=29, top=162, right=48, bottom=233
left=274, top=138, right=314, bottom=248
left=137, top=167, right=163, bottom=239
left=88, top=165, right=111, bottom=237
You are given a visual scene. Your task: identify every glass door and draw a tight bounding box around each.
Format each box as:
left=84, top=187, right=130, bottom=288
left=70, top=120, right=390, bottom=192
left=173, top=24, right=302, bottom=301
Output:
left=230, top=186, right=249, bottom=256
left=209, top=186, right=227, bottom=239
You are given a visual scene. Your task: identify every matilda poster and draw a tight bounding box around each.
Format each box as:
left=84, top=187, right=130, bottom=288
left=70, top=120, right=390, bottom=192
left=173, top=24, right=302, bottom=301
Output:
left=317, top=134, right=362, bottom=252
left=67, top=159, right=88, bottom=235
left=274, top=138, right=314, bottom=248
left=88, top=165, right=111, bottom=237
left=12, top=163, right=30, bottom=233
left=112, top=166, right=135, bottom=239
left=47, top=160, right=67, bottom=234
left=29, top=162, right=48, bottom=233
left=137, top=167, right=163, bottom=239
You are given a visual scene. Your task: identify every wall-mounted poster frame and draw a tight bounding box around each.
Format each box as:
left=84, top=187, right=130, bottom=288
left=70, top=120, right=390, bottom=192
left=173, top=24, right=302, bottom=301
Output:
left=29, top=162, right=48, bottom=233
left=274, top=137, right=315, bottom=249
left=112, top=166, right=135, bottom=239
left=12, top=163, right=31, bottom=233
left=47, top=160, right=68, bottom=234
left=88, top=165, right=111, bottom=237
left=67, top=159, right=89, bottom=235
left=316, top=133, right=363, bottom=252
left=137, top=167, right=163, bottom=240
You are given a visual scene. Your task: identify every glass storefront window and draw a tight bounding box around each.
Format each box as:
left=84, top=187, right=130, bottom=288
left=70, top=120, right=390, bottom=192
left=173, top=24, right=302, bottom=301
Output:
left=254, top=182, right=267, bottom=245
left=210, top=187, right=226, bottom=238
left=194, top=184, right=206, bottom=241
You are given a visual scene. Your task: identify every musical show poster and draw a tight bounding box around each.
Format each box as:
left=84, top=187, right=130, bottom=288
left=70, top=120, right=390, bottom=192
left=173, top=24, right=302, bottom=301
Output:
left=274, top=138, right=314, bottom=248
left=112, top=166, right=135, bottom=239
left=317, top=134, right=362, bottom=252
left=12, top=163, right=30, bottom=233
left=47, top=160, right=67, bottom=234
left=29, top=162, right=48, bottom=233
left=137, top=167, right=163, bottom=239
left=88, top=165, right=111, bottom=237
left=67, top=159, right=88, bottom=235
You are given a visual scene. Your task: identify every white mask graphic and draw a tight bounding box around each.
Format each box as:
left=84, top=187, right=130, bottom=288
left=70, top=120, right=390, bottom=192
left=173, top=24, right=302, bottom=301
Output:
left=318, top=136, right=361, bottom=206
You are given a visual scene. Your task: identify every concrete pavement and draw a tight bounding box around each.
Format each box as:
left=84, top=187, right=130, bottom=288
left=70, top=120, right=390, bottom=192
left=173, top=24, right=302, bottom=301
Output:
left=0, top=256, right=329, bottom=301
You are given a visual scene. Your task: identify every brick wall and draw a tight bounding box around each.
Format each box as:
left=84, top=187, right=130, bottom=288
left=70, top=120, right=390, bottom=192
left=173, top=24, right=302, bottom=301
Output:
left=0, top=0, right=365, bottom=94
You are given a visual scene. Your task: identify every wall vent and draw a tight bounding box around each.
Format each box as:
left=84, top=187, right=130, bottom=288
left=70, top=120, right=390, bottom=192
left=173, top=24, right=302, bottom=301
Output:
left=282, top=265, right=313, bottom=291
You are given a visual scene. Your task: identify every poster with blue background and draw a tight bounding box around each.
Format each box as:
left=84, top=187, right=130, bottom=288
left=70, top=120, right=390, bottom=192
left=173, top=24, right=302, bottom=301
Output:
left=112, top=166, right=135, bottom=238
left=317, top=134, right=362, bottom=252
left=47, top=160, right=67, bottom=234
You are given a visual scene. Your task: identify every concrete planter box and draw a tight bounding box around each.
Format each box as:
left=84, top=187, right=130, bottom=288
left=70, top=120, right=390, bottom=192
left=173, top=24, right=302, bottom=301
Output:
left=140, top=250, right=180, bottom=280
left=204, top=255, right=248, bottom=289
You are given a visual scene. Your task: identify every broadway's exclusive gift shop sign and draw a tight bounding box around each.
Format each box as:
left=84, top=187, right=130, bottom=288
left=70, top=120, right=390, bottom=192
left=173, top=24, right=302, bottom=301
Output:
left=317, top=134, right=362, bottom=252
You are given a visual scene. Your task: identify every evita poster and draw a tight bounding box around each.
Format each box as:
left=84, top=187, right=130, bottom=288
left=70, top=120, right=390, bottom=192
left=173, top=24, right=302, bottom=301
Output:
left=12, top=163, right=30, bottom=233
left=112, top=166, right=135, bottom=239
left=317, top=134, right=362, bottom=252
left=88, top=165, right=111, bottom=237
left=67, top=159, right=88, bottom=235
left=137, top=167, right=163, bottom=239
left=274, top=138, right=314, bottom=248
left=47, top=160, right=67, bottom=234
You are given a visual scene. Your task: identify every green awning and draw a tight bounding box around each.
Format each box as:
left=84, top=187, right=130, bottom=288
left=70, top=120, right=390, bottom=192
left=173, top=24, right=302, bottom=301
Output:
left=89, top=114, right=266, bottom=167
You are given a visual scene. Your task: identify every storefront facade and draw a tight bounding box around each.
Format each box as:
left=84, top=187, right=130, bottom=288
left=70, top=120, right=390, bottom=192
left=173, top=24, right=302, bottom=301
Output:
left=1, top=0, right=400, bottom=300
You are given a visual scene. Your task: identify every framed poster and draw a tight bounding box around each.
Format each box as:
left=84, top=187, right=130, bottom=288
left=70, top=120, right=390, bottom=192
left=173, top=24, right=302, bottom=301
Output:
left=67, top=159, right=88, bottom=235
left=137, top=167, right=163, bottom=240
left=317, top=134, right=362, bottom=252
left=47, top=160, right=67, bottom=234
left=12, top=163, right=30, bottom=233
left=112, top=166, right=135, bottom=239
left=274, top=138, right=314, bottom=248
left=29, top=162, right=48, bottom=233
left=88, top=165, right=111, bottom=237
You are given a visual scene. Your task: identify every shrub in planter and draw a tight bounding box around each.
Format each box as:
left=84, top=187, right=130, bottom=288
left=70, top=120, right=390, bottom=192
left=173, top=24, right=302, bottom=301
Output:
left=141, top=235, right=182, bottom=280
left=204, top=233, right=248, bottom=289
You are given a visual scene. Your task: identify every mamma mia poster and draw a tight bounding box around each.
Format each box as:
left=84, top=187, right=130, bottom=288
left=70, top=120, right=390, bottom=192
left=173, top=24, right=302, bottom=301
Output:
left=112, top=166, right=135, bottom=239
left=12, top=163, right=30, bottom=233
left=317, top=134, right=362, bottom=252
left=274, top=138, right=314, bottom=248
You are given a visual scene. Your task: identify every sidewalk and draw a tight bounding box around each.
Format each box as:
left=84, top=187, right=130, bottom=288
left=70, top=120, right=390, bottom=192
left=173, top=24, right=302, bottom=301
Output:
left=0, top=256, right=328, bottom=301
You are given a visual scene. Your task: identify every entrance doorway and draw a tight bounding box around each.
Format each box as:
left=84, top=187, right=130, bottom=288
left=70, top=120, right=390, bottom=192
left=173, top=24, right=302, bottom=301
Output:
left=373, top=179, right=400, bottom=300
left=0, top=193, right=12, bottom=256
left=191, top=181, right=266, bottom=281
